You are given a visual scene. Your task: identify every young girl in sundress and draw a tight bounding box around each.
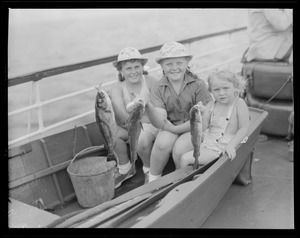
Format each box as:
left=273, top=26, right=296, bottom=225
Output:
left=180, top=68, right=250, bottom=167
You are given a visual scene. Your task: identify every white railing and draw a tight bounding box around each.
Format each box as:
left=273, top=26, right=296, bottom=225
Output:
left=8, top=80, right=116, bottom=147
left=8, top=34, right=248, bottom=148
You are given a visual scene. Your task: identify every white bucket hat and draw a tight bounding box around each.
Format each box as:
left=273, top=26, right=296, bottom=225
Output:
left=155, top=41, right=193, bottom=64
left=112, top=47, right=148, bottom=68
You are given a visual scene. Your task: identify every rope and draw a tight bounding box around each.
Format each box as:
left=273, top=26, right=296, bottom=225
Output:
left=72, top=126, right=78, bottom=157
left=258, top=75, right=293, bottom=109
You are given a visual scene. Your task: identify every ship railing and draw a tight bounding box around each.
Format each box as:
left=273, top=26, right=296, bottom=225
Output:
left=8, top=27, right=247, bottom=148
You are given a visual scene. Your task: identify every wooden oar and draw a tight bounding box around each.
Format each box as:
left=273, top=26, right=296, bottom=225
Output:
left=77, top=167, right=201, bottom=228
left=96, top=160, right=217, bottom=228
left=75, top=193, right=152, bottom=228
left=45, top=209, right=84, bottom=228
left=96, top=182, right=177, bottom=228
left=100, top=181, right=196, bottom=228
left=49, top=165, right=193, bottom=228
left=78, top=182, right=176, bottom=228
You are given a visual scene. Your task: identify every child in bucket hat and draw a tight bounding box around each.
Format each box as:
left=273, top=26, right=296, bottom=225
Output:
left=110, top=47, right=159, bottom=188
left=113, top=47, right=148, bottom=68
left=113, top=47, right=148, bottom=82
left=155, top=41, right=193, bottom=64
left=145, top=41, right=213, bottom=183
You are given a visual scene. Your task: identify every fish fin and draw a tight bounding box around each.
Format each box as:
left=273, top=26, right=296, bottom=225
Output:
left=107, top=151, right=118, bottom=164
left=95, top=82, right=103, bottom=92
left=125, top=115, right=131, bottom=127
left=113, top=151, right=119, bottom=164
left=104, top=108, right=113, bottom=113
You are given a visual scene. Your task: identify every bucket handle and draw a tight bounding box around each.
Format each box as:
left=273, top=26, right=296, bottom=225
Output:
left=69, top=145, right=105, bottom=165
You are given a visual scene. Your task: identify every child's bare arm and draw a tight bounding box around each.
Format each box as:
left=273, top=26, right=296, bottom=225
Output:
left=201, top=101, right=213, bottom=131
left=111, top=85, right=128, bottom=126
left=225, top=98, right=250, bottom=159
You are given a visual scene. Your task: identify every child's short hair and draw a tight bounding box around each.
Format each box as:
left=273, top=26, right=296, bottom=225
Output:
left=207, top=67, right=246, bottom=94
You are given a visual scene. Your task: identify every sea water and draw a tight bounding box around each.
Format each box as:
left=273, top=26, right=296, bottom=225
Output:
left=8, top=9, right=248, bottom=141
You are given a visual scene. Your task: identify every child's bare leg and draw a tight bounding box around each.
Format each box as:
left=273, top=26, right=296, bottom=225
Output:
left=180, top=150, right=195, bottom=168
left=198, top=147, right=220, bottom=165
left=150, top=130, right=178, bottom=176
left=172, top=132, right=193, bottom=169
left=180, top=147, right=220, bottom=168
left=137, top=130, right=156, bottom=168
left=114, top=126, right=129, bottom=166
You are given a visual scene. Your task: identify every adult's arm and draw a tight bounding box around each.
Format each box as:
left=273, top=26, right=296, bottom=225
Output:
left=263, top=9, right=293, bottom=31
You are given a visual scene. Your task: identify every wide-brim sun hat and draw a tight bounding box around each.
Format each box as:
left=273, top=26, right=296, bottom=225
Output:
left=112, top=47, right=148, bottom=68
left=155, top=41, right=193, bottom=64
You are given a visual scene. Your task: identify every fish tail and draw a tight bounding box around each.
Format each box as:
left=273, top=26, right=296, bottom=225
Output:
left=107, top=151, right=118, bottom=164
left=193, top=158, right=199, bottom=170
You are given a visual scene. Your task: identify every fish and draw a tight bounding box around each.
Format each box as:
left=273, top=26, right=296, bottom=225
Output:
left=126, top=99, right=145, bottom=164
left=95, top=84, right=118, bottom=162
left=189, top=102, right=203, bottom=170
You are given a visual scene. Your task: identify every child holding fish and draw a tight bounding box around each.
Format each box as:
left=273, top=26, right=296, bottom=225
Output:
left=145, top=41, right=213, bottom=183
left=180, top=67, right=250, bottom=168
left=110, top=47, right=159, bottom=188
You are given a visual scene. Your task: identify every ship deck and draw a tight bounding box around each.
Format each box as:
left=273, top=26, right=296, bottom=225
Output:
left=202, top=134, right=294, bottom=229
left=50, top=134, right=294, bottom=229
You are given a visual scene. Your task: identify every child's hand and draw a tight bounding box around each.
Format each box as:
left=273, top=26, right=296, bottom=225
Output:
left=132, top=93, right=147, bottom=106
left=162, top=119, right=175, bottom=133
left=223, top=144, right=236, bottom=160
left=196, top=101, right=206, bottom=114
left=120, top=121, right=128, bottom=130
left=126, top=101, right=136, bottom=113
left=126, top=94, right=146, bottom=113
left=142, top=94, right=150, bottom=105
left=133, top=95, right=143, bottom=104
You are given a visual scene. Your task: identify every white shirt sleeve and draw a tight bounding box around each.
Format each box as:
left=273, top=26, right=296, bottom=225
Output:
left=263, top=9, right=293, bottom=31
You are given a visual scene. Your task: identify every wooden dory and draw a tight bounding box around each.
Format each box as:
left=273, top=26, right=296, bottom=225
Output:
left=42, top=107, right=267, bottom=228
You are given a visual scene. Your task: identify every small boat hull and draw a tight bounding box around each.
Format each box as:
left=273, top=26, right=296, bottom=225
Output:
left=8, top=107, right=267, bottom=228
left=130, top=107, right=267, bottom=228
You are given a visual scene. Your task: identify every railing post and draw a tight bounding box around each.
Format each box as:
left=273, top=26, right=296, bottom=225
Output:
left=35, top=81, right=44, bottom=131
left=27, top=81, right=34, bottom=135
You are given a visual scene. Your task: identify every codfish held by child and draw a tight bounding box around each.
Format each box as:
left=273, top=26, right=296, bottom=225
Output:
left=190, top=102, right=204, bottom=170
left=95, top=84, right=118, bottom=162
left=126, top=99, right=146, bottom=164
